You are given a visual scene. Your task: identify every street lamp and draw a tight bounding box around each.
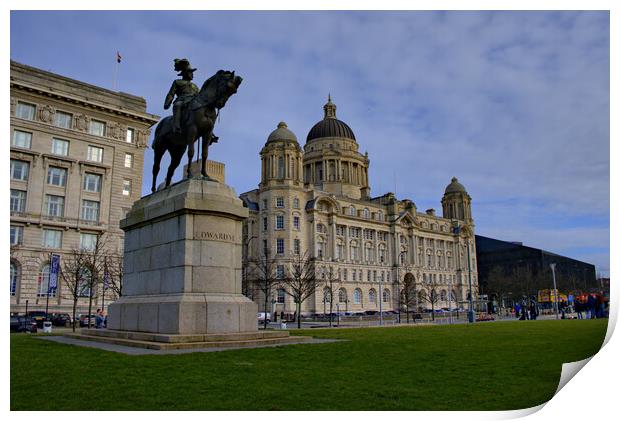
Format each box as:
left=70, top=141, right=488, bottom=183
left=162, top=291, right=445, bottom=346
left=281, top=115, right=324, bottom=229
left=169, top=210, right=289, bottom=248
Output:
left=550, top=263, right=559, bottom=320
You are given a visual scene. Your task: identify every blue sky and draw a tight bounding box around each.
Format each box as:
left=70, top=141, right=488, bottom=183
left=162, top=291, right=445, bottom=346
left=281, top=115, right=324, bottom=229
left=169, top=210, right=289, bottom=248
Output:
left=10, top=11, right=610, bottom=275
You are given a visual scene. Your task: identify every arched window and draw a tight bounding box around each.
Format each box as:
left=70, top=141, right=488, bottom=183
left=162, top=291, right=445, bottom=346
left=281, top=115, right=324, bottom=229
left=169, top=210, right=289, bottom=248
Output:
left=278, top=156, right=285, bottom=178
left=363, top=208, right=370, bottom=218
left=10, top=261, right=20, bottom=296
left=353, top=288, right=362, bottom=305
left=369, top=288, right=377, bottom=304
left=364, top=243, right=373, bottom=262
left=383, top=288, right=391, bottom=303
left=323, top=287, right=332, bottom=303
left=335, top=239, right=344, bottom=260
left=37, top=264, right=55, bottom=297
left=316, top=223, right=325, bottom=233
left=378, top=244, right=386, bottom=263
left=338, top=288, right=347, bottom=303
left=377, top=211, right=383, bottom=221
left=349, top=205, right=356, bottom=216
left=277, top=288, right=286, bottom=304
left=440, top=290, right=447, bottom=301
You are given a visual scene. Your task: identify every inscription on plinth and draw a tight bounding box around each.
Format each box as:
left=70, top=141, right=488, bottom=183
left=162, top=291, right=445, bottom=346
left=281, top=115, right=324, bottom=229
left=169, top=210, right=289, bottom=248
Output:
left=195, top=231, right=235, bottom=242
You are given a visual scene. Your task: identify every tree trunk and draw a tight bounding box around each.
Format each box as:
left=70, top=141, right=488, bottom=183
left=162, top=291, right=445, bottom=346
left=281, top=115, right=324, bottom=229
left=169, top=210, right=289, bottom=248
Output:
left=329, top=295, right=333, bottom=327
left=431, top=299, right=435, bottom=321
left=263, top=294, right=269, bottom=329
left=88, top=293, right=93, bottom=329
left=297, top=301, right=301, bottom=329
left=72, top=298, right=78, bottom=333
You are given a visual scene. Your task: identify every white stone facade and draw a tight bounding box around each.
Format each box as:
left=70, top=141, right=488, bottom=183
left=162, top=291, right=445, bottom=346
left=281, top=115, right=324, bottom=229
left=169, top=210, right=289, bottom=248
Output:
left=241, top=98, right=478, bottom=316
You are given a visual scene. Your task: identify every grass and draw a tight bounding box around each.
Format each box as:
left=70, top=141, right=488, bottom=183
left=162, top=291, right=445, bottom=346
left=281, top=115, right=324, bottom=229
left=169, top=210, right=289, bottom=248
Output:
left=11, top=319, right=607, bottom=411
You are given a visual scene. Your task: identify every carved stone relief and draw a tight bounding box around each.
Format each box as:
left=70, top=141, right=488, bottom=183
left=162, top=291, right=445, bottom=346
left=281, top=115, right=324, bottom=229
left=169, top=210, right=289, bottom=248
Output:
left=74, top=113, right=88, bottom=131
left=38, top=105, right=54, bottom=123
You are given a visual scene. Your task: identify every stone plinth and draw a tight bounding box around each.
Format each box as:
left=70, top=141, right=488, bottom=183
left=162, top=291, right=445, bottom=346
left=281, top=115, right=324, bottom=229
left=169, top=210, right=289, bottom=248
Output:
left=107, top=178, right=258, bottom=335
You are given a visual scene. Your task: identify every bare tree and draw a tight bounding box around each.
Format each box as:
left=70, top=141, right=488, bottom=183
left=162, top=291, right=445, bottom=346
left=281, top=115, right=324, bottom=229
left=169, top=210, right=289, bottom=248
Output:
left=247, top=251, right=278, bottom=329
left=281, top=251, right=321, bottom=329
left=59, top=247, right=90, bottom=332
left=400, top=275, right=417, bottom=323
left=418, top=281, right=440, bottom=321
left=104, top=252, right=124, bottom=299
left=321, top=265, right=341, bottom=327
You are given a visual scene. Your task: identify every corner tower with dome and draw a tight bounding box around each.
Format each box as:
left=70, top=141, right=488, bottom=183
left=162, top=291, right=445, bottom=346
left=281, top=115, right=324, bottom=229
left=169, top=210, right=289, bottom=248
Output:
left=240, top=97, right=478, bottom=318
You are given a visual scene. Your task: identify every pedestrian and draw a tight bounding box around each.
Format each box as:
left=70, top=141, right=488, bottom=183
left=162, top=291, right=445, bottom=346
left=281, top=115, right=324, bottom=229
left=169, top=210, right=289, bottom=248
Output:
left=515, top=303, right=521, bottom=319
left=575, top=299, right=583, bottom=319
left=95, top=309, right=103, bottom=329
left=587, top=294, right=596, bottom=319
left=529, top=300, right=538, bottom=320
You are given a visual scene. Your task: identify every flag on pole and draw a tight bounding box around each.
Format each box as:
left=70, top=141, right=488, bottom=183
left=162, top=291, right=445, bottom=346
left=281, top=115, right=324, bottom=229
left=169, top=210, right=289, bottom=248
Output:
left=116, top=51, right=122, bottom=63
left=49, top=254, right=60, bottom=292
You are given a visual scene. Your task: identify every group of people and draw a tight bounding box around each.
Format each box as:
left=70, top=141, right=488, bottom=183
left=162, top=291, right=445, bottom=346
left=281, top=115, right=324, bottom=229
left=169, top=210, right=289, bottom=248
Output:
left=570, top=294, right=607, bottom=319
left=95, top=309, right=106, bottom=329
left=514, top=299, right=539, bottom=320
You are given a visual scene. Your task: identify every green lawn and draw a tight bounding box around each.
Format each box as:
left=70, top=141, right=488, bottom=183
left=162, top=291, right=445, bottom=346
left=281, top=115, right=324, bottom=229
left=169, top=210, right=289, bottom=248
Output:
left=11, top=319, right=607, bottom=410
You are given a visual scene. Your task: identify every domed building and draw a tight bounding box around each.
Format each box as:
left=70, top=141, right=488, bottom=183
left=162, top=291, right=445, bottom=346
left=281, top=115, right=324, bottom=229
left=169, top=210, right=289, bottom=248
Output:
left=240, top=97, right=478, bottom=319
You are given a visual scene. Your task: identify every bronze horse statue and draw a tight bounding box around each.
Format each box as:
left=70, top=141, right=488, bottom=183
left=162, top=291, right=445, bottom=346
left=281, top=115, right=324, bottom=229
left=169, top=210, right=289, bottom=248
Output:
left=151, top=70, right=243, bottom=192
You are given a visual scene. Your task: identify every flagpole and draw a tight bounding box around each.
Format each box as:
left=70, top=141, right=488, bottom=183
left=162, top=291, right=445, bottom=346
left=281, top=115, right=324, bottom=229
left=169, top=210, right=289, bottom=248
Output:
left=113, top=60, right=119, bottom=91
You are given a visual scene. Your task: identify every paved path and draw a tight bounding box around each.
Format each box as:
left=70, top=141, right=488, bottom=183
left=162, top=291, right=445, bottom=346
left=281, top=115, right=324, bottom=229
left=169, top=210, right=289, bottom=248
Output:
left=37, top=335, right=341, bottom=355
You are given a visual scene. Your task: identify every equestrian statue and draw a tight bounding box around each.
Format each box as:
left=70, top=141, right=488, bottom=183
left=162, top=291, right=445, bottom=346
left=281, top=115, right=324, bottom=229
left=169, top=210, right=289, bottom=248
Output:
left=151, top=58, right=243, bottom=192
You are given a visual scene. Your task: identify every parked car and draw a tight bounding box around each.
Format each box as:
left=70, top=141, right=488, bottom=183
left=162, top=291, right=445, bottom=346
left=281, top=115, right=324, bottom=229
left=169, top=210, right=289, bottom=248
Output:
left=10, top=316, right=38, bottom=333
left=78, top=314, right=96, bottom=327
left=257, top=312, right=271, bottom=323
left=26, top=311, right=48, bottom=327
left=51, top=313, right=72, bottom=327
left=364, top=310, right=378, bottom=316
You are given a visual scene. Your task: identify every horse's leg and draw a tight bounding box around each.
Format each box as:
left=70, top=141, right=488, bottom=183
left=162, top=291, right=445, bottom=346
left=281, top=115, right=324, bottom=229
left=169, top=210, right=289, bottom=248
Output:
left=201, top=135, right=209, bottom=177
left=186, top=140, right=195, bottom=179
left=165, top=146, right=184, bottom=188
left=151, top=145, right=165, bottom=192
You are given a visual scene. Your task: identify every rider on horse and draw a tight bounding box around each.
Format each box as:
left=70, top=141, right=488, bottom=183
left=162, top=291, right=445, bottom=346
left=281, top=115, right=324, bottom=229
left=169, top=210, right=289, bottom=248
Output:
left=164, top=58, right=201, bottom=134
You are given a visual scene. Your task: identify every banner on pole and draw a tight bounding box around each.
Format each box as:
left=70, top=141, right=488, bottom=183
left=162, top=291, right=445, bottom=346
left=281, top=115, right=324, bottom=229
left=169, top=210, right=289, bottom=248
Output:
left=49, top=254, right=60, bottom=292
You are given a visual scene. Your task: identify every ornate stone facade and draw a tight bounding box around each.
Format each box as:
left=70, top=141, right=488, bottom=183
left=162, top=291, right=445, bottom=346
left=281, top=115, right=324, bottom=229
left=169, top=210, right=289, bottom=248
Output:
left=9, top=60, right=159, bottom=315
left=241, top=97, right=479, bottom=316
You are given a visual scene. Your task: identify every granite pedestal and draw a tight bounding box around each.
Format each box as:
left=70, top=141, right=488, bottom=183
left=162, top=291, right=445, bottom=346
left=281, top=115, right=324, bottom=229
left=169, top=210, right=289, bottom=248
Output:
left=71, top=178, right=303, bottom=350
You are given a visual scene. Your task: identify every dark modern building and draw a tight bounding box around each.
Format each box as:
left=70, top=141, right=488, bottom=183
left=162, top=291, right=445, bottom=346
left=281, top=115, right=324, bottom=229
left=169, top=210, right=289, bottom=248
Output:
left=475, top=235, right=596, bottom=305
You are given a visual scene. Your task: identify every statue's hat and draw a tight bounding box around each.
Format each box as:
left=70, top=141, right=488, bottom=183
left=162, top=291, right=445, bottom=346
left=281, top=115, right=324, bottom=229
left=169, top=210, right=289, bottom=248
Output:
left=174, top=58, right=197, bottom=75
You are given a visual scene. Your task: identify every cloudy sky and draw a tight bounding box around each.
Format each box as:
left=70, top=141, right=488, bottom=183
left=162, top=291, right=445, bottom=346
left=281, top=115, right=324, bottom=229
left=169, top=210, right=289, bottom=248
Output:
left=10, top=11, right=610, bottom=275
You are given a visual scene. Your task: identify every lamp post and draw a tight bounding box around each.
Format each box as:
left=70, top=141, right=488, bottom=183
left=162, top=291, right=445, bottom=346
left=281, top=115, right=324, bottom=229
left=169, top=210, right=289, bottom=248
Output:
left=465, top=237, right=475, bottom=323
left=379, top=278, right=383, bottom=326
left=550, top=263, right=559, bottom=320
left=448, top=276, right=453, bottom=324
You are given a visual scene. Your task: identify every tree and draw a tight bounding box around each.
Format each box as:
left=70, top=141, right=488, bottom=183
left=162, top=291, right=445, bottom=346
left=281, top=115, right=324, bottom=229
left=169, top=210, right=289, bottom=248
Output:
left=321, top=265, right=341, bottom=327
left=247, top=251, right=278, bottom=329
left=59, top=247, right=90, bottom=332
left=104, top=252, right=124, bottom=299
left=418, top=280, right=440, bottom=321
left=281, top=251, right=321, bottom=329
left=400, top=275, right=417, bottom=323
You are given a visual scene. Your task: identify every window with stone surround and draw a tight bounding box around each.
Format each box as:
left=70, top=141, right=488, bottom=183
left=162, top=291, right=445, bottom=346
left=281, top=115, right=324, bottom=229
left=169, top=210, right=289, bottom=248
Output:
left=275, top=197, right=284, bottom=208
left=47, top=166, right=67, bottom=187
left=89, top=119, right=106, bottom=137
left=15, top=102, right=35, bottom=120
left=41, top=229, right=62, bottom=249
left=124, top=153, right=133, bottom=168
left=12, top=130, right=32, bottom=149
left=81, top=199, right=100, bottom=222
left=10, top=225, right=23, bottom=246
left=10, top=160, right=29, bottom=181
left=293, top=216, right=300, bottom=230
left=122, top=179, right=132, bottom=196
left=293, top=239, right=300, bottom=255
left=276, top=238, right=284, bottom=255
left=51, top=138, right=69, bottom=156
left=83, top=173, right=102, bottom=192
left=55, top=111, right=72, bottom=129
left=87, top=145, right=104, bottom=163
left=45, top=195, right=65, bottom=217
left=126, top=128, right=135, bottom=143
left=275, top=215, right=284, bottom=230
left=10, top=189, right=26, bottom=213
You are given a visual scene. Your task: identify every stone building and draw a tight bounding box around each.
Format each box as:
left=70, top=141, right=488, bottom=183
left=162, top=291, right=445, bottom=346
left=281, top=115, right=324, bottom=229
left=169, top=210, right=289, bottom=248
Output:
left=240, top=96, right=478, bottom=316
left=9, top=61, right=159, bottom=315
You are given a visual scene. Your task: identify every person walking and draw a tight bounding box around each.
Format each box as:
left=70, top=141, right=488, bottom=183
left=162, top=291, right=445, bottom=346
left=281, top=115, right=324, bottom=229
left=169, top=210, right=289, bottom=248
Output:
left=587, top=294, right=596, bottom=319
left=575, top=299, right=583, bottom=319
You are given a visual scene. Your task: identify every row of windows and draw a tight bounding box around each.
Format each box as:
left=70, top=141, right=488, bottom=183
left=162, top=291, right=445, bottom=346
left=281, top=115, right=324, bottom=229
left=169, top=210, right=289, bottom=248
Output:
left=14, top=101, right=136, bottom=142
left=323, top=287, right=391, bottom=305
left=265, top=215, right=301, bottom=231
left=10, top=225, right=99, bottom=250
left=10, top=261, right=95, bottom=298
left=263, top=238, right=301, bottom=256
left=12, top=130, right=134, bottom=166
left=262, top=197, right=300, bottom=210
left=10, top=189, right=102, bottom=221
